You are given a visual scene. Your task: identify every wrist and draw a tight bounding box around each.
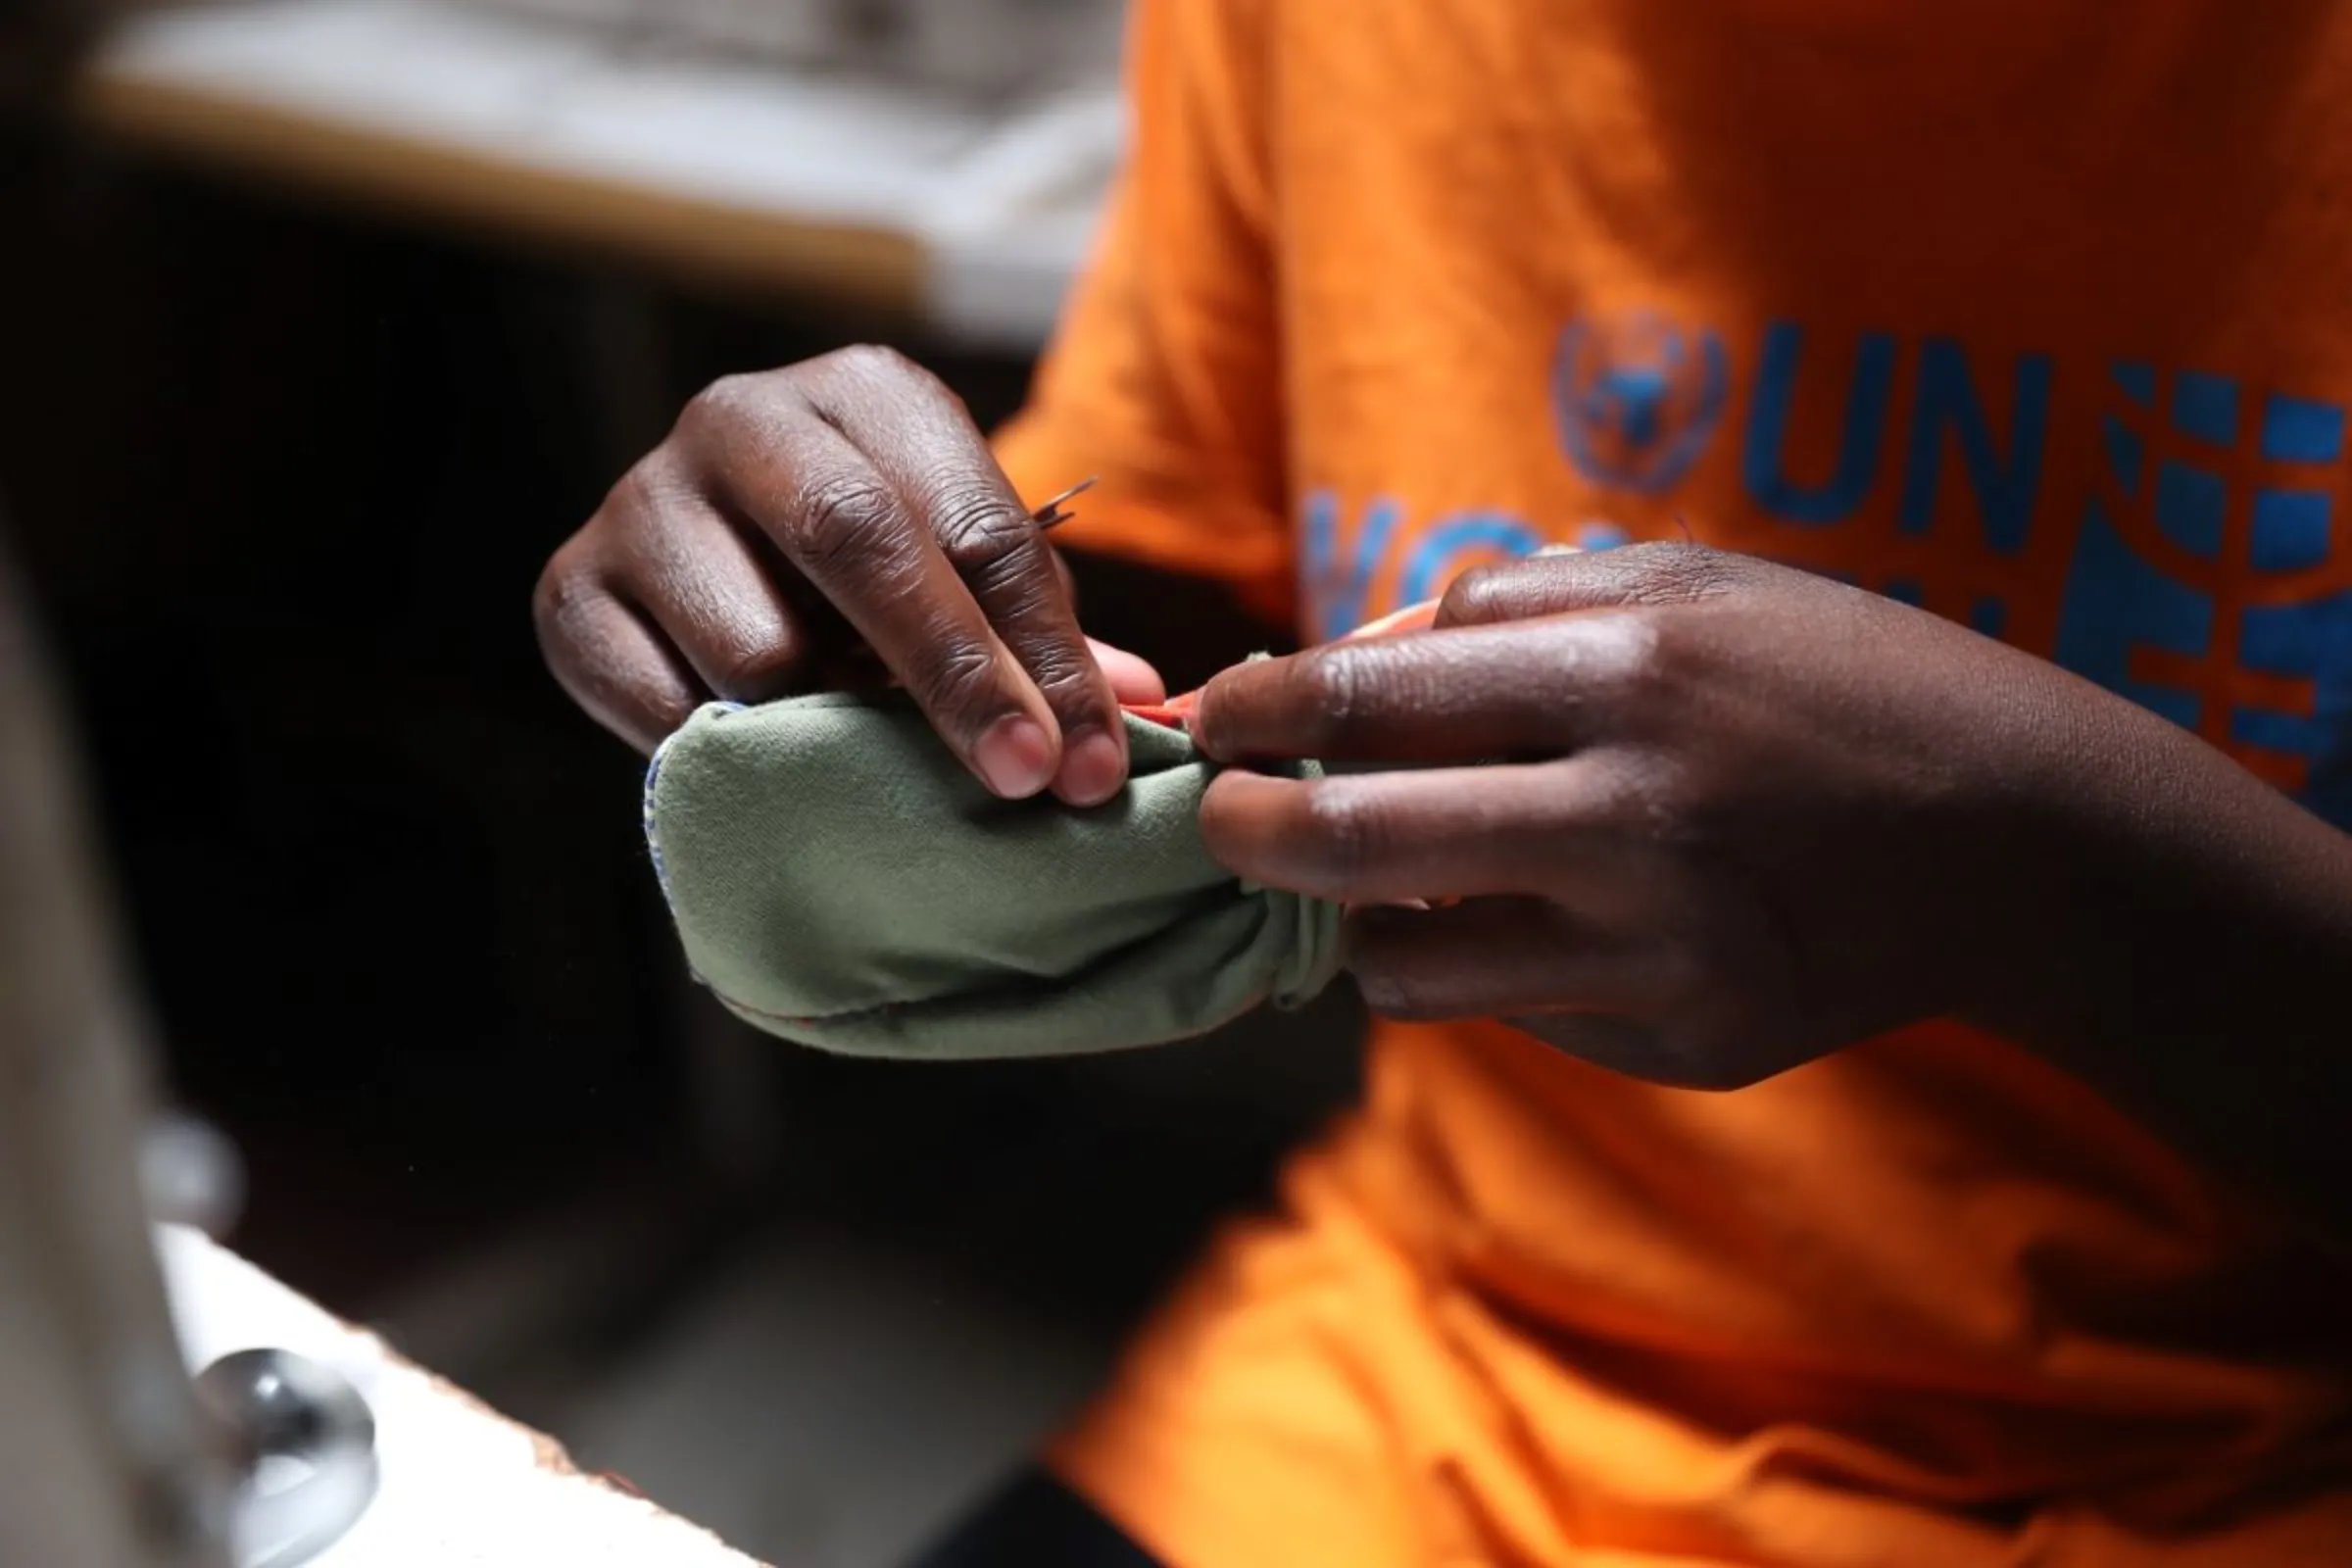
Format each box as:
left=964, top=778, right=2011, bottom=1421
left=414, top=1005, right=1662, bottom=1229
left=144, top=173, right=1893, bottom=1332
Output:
left=1935, top=665, right=2178, bottom=1044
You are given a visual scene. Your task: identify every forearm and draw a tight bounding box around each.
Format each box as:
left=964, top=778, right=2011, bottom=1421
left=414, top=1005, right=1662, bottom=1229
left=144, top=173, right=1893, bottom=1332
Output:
left=1985, top=691, right=2352, bottom=1235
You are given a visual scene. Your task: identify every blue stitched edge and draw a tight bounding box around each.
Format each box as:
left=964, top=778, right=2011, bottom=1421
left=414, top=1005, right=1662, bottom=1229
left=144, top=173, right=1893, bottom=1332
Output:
left=646, top=702, right=753, bottom=998
left=641, top=730, right=678, bottom=902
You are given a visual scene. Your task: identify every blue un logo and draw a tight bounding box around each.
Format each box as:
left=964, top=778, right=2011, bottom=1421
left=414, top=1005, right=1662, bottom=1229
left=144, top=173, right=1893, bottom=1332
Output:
left=2055, top=360, right=2352, bottom=826
left=1551, top=310, right=1729, bottom=494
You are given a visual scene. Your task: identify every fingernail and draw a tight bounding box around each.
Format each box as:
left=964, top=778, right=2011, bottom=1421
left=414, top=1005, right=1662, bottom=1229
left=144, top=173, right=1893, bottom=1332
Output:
left=974, top=714, right=1058, bottom=798
left=1054, top=726, right=1127, bottom=807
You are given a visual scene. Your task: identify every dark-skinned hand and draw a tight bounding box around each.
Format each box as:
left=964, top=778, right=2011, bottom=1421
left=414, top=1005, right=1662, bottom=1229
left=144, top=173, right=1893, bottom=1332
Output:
left=533, top=346, right=1162, bottom=803
left=1190, top=543, right=2157, bottom=1091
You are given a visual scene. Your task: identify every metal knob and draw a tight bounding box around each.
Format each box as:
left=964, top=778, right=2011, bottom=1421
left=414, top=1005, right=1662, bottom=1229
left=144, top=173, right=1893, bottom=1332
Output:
left=193, top=1349, right=378, bottom=1568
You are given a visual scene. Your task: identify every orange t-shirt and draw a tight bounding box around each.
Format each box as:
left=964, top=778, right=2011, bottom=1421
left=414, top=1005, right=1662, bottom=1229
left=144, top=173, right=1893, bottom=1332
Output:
left=993, top=3, right=2352, bottom=1563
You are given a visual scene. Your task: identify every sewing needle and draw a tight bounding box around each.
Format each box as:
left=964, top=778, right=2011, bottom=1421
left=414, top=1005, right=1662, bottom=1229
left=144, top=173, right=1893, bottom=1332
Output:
left=1029, top=476, right=1099, bottom=532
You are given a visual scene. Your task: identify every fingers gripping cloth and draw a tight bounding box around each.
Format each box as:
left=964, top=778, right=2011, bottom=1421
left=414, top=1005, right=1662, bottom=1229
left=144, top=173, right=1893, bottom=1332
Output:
left=642, top=692, right=1346, bottom=1059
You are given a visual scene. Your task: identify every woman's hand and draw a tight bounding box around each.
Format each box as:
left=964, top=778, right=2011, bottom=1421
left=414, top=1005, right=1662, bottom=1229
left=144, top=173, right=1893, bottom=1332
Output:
left=1192, top=544, right=2121, bottom=1088
left=533, top=345, right=1161, bottom=805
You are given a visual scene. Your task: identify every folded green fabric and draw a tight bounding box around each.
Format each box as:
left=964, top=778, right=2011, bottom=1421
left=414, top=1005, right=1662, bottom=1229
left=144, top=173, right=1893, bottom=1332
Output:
left=643, top=694, right=1344, bottom=1059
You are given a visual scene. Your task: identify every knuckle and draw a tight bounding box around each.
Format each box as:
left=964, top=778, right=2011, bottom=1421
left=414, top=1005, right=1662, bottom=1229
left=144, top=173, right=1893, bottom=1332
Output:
left=678, top=371, right=765, bottom=439
left=791, top=476, right=906, bottom=579
left=1563, top=612, right=1672, bottom=706
left=819, top=342, right=940, bottom=397
left=679, top=367, right=822, bottom=455
left=1299, top=778, right=1387, bottom=890
left=1020, top=638, right=1105, bottom=710
left=931, top=483, right=1033, bottom=569
left=710, top=638, right=803, bottom=701
left=1635, top=614, right=1715, bottom=706
left=598, top=461, right=675, bottom=531
left=901, top=634, right=1003, bottom=726
left=826, top=342, right=911, bottom=377
left=1291, top=645, right=1369, bottom=752
left=596, top=465, right=648, bottom=523
left=530, top=546, right=605, bottom=645
left=1624, top=755, right=1705, bottom=844
left=1439, top=562, right=1524, bottom=625
left=1624, top=616, right=1680, bottom=693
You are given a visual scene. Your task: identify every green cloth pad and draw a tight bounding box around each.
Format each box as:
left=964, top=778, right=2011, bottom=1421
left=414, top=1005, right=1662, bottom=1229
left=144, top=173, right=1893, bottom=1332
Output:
left=643, top=694, right=1345, bottom=1059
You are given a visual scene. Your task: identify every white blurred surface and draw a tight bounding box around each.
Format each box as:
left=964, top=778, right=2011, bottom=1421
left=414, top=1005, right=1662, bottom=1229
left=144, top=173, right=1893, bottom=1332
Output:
left=454, top=0, right=1125, bottom=98
left=160, top=1227, right=763, bottom=1568
left=86, top=0, right=1120, bottom=349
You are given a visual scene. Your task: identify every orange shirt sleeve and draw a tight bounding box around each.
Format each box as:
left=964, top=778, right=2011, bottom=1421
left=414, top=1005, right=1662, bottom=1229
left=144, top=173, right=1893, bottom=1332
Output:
left=992, top=0, right=1294, bottom=627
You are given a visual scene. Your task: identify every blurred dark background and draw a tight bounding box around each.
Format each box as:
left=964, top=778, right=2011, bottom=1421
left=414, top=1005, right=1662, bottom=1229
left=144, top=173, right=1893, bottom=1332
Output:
left=0, top=5, right=1361, bottom=1561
